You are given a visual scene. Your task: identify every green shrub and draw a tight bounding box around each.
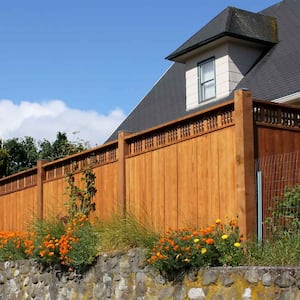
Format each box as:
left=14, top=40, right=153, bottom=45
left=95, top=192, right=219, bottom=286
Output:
left=31, top=214, right=100, bottom=271
left=265, top=184, right=300, bottom=237
left=147, top=218, right=244, bottom=281
left=0, top=232, right=34, bottom=261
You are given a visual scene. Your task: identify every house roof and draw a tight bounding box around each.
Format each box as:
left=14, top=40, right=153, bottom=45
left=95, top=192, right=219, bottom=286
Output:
left=107, top=0, right=300, bottom=142
left=166, top=7, right=278, bottom=62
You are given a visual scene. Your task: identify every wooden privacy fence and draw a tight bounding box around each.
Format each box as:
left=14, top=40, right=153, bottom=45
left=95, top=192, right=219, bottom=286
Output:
left=0, top=90, right=299, bottom=236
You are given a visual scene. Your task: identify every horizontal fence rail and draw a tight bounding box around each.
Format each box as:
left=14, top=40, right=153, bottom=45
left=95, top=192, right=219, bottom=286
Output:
left=126, top=102, right=234, bottom=156
left=0, top=142, right=118, bottom=195
left=0, top=169, right=37, bottom=195
left=44, top=144, right=118, bottom=182
left=253, top=100, right=300, bottom=129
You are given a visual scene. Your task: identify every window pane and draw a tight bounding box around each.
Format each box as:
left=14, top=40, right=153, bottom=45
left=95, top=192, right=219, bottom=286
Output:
left=202, top=80, right=215, bottom=100
left=201, top=60, right=214, bottom=82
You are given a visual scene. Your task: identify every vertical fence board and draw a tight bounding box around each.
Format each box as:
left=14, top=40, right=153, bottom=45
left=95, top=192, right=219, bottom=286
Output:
left=151, top=149, right=165, bottom=231
left=164, top=144, right=178, bottom=230
left=177, top=139, right=198, bottom=228
left=218, top=127, right=238, bottom=220
left=197, top=135, right=209, bottom=226
left=207, top=132, right=221, bottom=223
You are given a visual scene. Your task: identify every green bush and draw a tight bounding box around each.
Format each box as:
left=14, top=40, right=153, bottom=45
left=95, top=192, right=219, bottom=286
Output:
left=265, top=184, right=300, bottom=237
left=0, top=232, right=34, bottom=261
left=31, top=214, right=99, bottom=271
left=147, top=218, right=244, bottom=281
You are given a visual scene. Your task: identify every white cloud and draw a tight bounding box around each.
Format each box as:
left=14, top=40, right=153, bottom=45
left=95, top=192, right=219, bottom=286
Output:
left=0, top=99, right=126, bottom=146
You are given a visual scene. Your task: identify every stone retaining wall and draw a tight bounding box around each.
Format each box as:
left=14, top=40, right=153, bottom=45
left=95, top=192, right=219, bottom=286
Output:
left=0, top=248, right=299, bottom=299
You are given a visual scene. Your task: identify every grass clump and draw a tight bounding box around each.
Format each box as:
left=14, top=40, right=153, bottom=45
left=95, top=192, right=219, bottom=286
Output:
left=97, top=212, right=160, bottom=252
left=244, top=231, right=300, bottom=267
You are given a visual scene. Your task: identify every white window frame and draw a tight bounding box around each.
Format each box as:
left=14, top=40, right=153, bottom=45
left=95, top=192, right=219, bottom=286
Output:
left=198, top=57, right=216, bottom=102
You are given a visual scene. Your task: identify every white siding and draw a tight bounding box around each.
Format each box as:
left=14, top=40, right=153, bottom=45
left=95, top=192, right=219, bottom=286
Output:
left=186, top=44, right=230, bottom=111
left=185, top=39, right=265, bottom=111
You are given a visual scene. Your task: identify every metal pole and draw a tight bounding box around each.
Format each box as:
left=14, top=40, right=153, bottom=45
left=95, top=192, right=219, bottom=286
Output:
left=257, top=171, right=263, bottom=243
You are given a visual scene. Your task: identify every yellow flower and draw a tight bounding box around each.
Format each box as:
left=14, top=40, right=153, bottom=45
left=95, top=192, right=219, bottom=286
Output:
left=221, top=234, right=228, bottom=240
left=215, top=218, right=221, bottom=224
left=234, top=242, right=241, bottom=247
left=194, top=238, right=200, bottom=243
left=201, top=248, right=207, bottom=254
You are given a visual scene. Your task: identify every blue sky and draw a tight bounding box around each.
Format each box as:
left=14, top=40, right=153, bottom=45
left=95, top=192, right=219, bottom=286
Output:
left=0, top=0, right=280, bottom=146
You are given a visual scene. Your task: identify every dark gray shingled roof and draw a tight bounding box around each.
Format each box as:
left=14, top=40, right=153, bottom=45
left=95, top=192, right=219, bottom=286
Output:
left=166, top=7, right=278, bottom=62
left=235, top=0, right=300, bottom=100
left=107, top=0, right=299, bottom=142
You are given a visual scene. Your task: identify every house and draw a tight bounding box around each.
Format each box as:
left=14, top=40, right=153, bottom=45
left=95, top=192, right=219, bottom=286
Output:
left=108, top=0, right=300, bottom=142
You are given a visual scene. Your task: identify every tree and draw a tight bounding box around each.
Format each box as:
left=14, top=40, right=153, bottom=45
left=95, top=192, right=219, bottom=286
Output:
left=0, top=140, right=9, bottom=177
left=1, top=132, right=87, bottom=176
left=39, top=132, right=86, bottom=161
left=3, top=137, right=38, bottom=175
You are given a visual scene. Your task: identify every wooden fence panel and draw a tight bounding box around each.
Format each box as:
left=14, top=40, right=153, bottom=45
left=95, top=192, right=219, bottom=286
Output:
left=42, top=162, right=119, bottom=221
left=93, top=162, right=118, bottom=220
left=0, top=187, right=37, bottom=231
left=256, top=127, right=300, bottom=157
left=43, top=178, right=68, bottom=219
left=125, top=125, right=237, bottom=231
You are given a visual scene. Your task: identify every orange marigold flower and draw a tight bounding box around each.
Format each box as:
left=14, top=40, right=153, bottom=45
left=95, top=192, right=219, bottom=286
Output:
left=200, top=229, right=207, bottom=235
left=230, top=219, right=238, bottom=227
left=205, top=238, right=214, bottom=245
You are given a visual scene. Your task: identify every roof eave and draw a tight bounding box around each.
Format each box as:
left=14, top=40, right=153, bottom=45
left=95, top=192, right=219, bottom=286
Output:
left=166, top=32, right=277, bottom=62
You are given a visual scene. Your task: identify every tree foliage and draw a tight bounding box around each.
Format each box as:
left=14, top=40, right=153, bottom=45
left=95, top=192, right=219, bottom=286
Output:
left=0, top=132, right=88, bottom=177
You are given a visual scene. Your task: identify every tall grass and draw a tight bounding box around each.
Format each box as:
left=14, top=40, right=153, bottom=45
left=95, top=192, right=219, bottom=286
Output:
left=244, top=231, right=300, bottom=266
left=96, top=212, right=160, bottom=253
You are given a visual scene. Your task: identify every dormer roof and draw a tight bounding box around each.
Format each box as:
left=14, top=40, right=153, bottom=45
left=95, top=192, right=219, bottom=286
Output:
left=166, top=7, right=278, bottom=62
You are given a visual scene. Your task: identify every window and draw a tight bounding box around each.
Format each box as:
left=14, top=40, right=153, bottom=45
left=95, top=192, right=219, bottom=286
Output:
left=198, top=58, right=216, bottom=102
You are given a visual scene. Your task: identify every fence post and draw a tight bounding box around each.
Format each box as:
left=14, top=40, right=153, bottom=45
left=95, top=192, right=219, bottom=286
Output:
left=234, top=89, right=256, bottom=237
left=257, top=170, right=263, bottom=243
left=37, top=160, right=47, bottom=220
left=118, top=131, right=130, bottom=217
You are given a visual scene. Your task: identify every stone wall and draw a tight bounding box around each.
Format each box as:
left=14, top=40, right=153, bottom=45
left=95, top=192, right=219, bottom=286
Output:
left=0, top=248, right=299, bottom=300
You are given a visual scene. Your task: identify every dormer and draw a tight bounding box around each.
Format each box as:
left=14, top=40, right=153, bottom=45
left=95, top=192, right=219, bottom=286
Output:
left=166, top=7, right=278, bottom=111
